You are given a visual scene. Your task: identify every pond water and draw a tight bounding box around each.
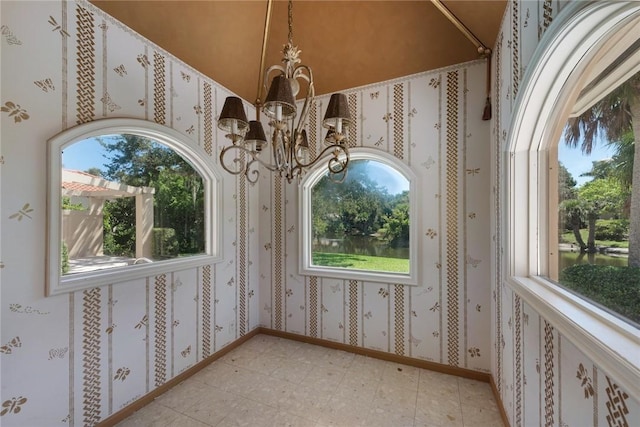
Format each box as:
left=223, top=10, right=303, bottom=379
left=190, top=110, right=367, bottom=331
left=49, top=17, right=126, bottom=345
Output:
left=313, top=235, right=409, bottom=259
left=559, top=251, right=628, bottom=270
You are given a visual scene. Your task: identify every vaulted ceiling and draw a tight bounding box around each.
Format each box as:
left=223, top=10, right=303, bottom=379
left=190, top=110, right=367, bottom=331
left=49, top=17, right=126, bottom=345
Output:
left=91, top=1, right=506, bottom=103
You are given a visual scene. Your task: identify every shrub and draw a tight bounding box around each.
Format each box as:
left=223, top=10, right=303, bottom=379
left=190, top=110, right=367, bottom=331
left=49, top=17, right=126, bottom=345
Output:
left=153, top=228, right=179, bottom=258
left=61, top=242, right=70, bottom=274
left=594, top=219, right=629, bottom=241
left=560, top=264, right=640, bottom=324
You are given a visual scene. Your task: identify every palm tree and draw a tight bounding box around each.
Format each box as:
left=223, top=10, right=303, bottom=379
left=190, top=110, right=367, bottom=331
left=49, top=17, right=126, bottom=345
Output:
left=564, top=71, right=640, bottom=266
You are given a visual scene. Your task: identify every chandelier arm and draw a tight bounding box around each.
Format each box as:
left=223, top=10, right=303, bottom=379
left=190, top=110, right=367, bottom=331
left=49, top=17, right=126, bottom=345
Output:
left=328, top=167, right=348, bottom=184
left=292, top=65, right=315, bottom=138
left=244, top=158, right=262, bottom=184
left=327, top=151, right=350, bottom=174
left=220, top=144, right=281, bottom=175
left=292, top=64, right=312, bottom=82
left=272, top=126, right=295, bottom=174
left=293, top=142, right=349, bottom=171
left=288, top=163, right=304, bottom=182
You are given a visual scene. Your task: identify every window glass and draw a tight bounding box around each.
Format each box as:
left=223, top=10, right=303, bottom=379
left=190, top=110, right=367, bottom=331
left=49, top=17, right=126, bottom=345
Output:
left=61, top=134, right=205, bottom=275
left=553, top=70, right=639, bottom=326
left=310, top=159, right=410, bottom=274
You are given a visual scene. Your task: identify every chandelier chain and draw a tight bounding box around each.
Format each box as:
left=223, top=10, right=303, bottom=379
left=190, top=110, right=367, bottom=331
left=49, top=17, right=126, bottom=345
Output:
left=288, top=0, right=293, bottom=44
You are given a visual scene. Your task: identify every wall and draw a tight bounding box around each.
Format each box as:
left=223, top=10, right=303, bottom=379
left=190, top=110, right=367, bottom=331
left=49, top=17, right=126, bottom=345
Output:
left=63, top=199, right=104, bottom=258
left=492, top=1, right=639, bottom=426
left=259, top=60, right=494, bottom=372
left=0, top=1, right=259, bottom=425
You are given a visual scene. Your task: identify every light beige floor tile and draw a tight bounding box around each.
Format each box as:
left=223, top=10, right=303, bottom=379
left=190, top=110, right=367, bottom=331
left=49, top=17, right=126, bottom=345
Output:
left=242, top=334, right=281, bottom=351
left=216, top=349, right=257, bottom=370
left=372, top=382, right=418, bottom=418
left=115, top=336, right=504, bottom=427
left=457, top=378, right=497, bottom=409
left=278, top=382, right=333, bottom=420
left=334, top=371, right=380, bottom=405
left=243, top=375, right=293, bottom=408
left=182, top=386, right=244, bottom=425
left=153, top=376, right=215, bottom=412
left=415, top=389, right=463, bottom=427
left=115, top=401, right=184, bottom=426
left=418, top=369, right=460, bottom=395
left=364, top=406, right=415, bottom=427
left=414, top=415, right=464, bottom=427
left=317, top=395, right=372, bottom=426
left=381, top=362, right=420, bottom=391
left=216, top=398, right=278, bottom=427
left=348, top=354, right=388, bottom=380
left=171, top=413, right=216, bottom=427
left=268, top=410, right=318, bottom=427
left=198, top=361, right=261, bottom=395
left=203, top=364, right=260, bottom=393
left=243, top=353, right=285, bottom=375
left=270, top=359, right=312, bottom=384
left=291, top=342, right=333, bottom=362
left=320, top=348, right=355, bottom=369
left=414, top=411, right=465, bottom=427
left=303, top=364, right=346, bottom=390
left=461, top=402, right=504, bottom=427
left=262, top=338, right=304, bottom=358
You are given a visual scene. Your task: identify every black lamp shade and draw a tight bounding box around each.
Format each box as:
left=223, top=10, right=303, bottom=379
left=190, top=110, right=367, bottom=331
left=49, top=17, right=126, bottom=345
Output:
left=263, top=75, right=296, bottom=120
left=218, top=96, right=249, bottom=134
left=323, top=93, right=351, bottom=129
left=245, top=120, right=267, bottom=149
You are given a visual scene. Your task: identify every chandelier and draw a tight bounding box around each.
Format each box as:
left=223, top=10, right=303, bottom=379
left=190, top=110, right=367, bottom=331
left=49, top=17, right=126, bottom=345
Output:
left=217, top=0, right=352, bottom=184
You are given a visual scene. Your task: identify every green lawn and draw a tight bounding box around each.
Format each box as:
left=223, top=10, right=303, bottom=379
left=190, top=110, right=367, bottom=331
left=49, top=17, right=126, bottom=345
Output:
left=312, top=252, right=409, bottom=273
left=560, top=230, right=628, bottom=248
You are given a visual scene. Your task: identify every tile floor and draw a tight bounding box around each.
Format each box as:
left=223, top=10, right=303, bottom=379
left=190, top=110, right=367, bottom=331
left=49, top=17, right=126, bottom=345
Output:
left=117, top=334, right=504, bottom=427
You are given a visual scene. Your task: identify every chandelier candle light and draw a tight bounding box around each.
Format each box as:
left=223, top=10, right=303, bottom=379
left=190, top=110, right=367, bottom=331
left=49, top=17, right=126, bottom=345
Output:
left=217, top=0, right=352, bottom=184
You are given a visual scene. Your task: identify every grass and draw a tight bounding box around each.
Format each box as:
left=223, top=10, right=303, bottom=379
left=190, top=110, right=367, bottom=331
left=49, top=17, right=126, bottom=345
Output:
left=560, top=230, right=628, bottom=248
left=312, top=252, right=409, bottom=273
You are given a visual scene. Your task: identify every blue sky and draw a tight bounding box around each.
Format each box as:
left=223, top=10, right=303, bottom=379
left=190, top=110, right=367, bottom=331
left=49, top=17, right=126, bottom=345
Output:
left=557, top=137, right=616, bottom=186
left=62, top=137, right=111, bottom=173
left=366, top=161, right=409, bottom=195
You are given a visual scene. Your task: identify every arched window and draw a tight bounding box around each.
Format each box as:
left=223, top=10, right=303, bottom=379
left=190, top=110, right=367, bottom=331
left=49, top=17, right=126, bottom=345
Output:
left=506, top=2, right=639, bottom=400
left=300, top=149, right=418, bottom=285
left=47, top=118, right=222, bottom=295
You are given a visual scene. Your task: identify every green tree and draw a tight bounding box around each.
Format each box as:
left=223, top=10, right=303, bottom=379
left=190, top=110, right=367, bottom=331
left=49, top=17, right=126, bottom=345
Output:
left=578, top=177, right=627, bottom=219
left=578, top=178, right=628, bottom=252
left=563, top=71, right=639, bottom=266
left=84, top=167, right=103, bottom=177
left=61, top=196, right=84, bottom=211
left=103, top=198, right=135, bottom=257
left=311, top=160, right=393, bottom=240
left=100, top=134, right=204, bottom=256
left=380, top=191, right=409, bottom=247
left=558, top=161, right=577, bottom=201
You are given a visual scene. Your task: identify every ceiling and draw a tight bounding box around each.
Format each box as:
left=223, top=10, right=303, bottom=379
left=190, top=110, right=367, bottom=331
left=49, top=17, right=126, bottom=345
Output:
left=90, top=1, right=506, bottom=103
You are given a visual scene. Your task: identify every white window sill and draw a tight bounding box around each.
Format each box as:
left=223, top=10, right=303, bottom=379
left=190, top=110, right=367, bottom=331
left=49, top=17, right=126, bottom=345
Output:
left=507, top=275, right=640, bottom=402
left=300, top=264, right=417, bottom=286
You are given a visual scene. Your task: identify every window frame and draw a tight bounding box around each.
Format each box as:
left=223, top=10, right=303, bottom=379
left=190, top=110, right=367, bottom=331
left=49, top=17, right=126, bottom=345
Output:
left=505, top=1, right=640, bottom=402
left=46, top=118, right=223, bottom=296
left=299, top=148, right=419, bottom=285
